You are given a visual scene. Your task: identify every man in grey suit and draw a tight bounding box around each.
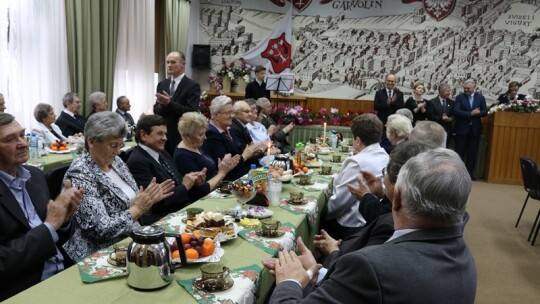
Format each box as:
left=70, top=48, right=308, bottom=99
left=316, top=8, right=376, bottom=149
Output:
left=269, top=148, right=477, bottom=304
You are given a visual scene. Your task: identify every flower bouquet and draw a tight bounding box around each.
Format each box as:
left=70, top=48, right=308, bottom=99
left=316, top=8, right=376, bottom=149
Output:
left=488, top=97, right=540, bottom=114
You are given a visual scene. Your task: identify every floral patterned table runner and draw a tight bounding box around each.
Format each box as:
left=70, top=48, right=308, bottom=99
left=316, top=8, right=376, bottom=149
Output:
left=279, top=196, right=319, bottom=229
left=177, top=264, right=262, bottom=304
left=294, top=180, right=329, bottom=191
left=238, top=222, right=296, bottom=256
left=77, top=246, right=127, bottom=283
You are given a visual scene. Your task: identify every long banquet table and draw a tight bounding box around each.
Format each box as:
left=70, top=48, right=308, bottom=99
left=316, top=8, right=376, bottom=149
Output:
left=5, top=151, right=349, bottom=304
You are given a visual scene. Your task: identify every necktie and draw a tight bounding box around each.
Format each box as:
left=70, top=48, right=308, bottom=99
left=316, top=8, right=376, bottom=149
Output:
left=50, top=128, right=62, bottom=141
left=159, top=155, right=179, bottom=185
left=222, top=131, right=233, bottom=142
left=170, top=80, right=176, bottom=96
left=388, top=90, right=392, bottom=98
left=469, top=95, right=474, bottom=108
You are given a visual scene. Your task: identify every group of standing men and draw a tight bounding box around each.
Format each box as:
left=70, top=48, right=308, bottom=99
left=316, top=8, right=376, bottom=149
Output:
left=374, top=74, right=487, bottom=179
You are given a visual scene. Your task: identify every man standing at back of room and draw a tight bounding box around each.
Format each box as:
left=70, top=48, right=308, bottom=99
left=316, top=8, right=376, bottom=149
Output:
left=374, top=74, right=404, bottom=125
left=245, top=65, right=270, bottom=100
left=154, top=51, right=201, bottom=156
left=452, top=79, right=487, bottom=180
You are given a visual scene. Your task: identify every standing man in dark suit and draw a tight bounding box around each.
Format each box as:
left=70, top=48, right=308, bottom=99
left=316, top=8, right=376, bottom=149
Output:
left=374, top=74, right=404, bottom=124
left=0, top=113, right=84, bottom=301
left=126, top=115, right=206, bottom=225
left=269, top=148, right=477, bottom=304
left=453, top=79, right=487, bottom=179
left=154, top=51, right=201, bottom=156
left=427, top=83, right=454, bottom=148
left=245, top=65, right=270, bottom=100
left=115, top=96, right=135, bottom=127
left=55, top=92, right=87, bottom=137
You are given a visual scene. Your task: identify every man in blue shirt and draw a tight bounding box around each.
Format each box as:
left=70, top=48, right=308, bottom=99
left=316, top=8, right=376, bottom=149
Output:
left=0, top=113, right=84, bottom=301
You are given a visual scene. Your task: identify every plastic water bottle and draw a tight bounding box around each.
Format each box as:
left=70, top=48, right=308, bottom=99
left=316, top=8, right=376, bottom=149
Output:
left=29, top=134, right=39, bottom=160
left=330, top=131, right=338, bottom=149
left=247, top=164, right=257, bottom=185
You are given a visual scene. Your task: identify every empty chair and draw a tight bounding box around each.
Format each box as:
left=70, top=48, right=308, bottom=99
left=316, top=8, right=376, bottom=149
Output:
left=516, top=156, right=540, bottom=245
left=46, top=164, right=71, bottom=199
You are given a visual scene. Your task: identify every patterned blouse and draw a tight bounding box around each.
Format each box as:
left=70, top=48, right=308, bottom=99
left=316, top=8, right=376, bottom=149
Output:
left=62, top=152, right=139, bottom=261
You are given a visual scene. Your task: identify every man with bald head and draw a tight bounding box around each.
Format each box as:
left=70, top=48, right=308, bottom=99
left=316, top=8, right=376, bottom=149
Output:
left=374, top=74, right=404, bottom=124
left=154, top=51, right=201, bottom=155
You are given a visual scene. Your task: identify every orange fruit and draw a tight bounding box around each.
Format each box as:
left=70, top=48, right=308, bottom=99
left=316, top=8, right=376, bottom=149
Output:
left=171, top=250, right=180, bottom=259
left=201, top=241, right=215, bottom=257
left=181, top=233, right=191, bottom=245
left=203, top=238, right=213, bottom=245
left=302, top=167, right=309, bottom=173
left=185, top=248, right=199, bottom=260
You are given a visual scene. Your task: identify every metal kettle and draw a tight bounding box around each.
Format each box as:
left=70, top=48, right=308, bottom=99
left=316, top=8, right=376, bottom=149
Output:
left=126, top=226, right=186, bottom=290
left=270, top=154, right=293, bottom=171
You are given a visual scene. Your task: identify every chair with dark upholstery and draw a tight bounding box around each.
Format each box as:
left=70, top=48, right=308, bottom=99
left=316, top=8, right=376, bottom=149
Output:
left=517, top=156, right=540, bottom=245
left=46, top=164, right=71, bottom=199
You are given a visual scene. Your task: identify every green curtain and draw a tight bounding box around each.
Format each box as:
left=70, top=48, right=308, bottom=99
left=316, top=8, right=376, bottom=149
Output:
left=164, top=0, right=190, bottom=62
left=65, top=0, right=119, bottom=116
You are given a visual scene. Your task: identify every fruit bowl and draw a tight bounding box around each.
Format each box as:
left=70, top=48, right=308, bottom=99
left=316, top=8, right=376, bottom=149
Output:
left=229, top=181, right=257, bottom=205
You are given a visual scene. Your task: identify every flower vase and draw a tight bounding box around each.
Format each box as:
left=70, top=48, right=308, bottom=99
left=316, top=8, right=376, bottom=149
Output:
left=230, top=78, right=240, bottom=93
left=237, top=77, right=247, bottom=94
left=222, top=77, right=231, bottom=93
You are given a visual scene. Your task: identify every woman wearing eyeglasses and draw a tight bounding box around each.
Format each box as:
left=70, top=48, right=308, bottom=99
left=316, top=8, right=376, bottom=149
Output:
left=62, top=111, right=174, bottom=262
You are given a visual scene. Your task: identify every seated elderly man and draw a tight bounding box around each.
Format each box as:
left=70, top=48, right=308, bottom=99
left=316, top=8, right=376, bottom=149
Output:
left=127, top=115, right=208, bottom=224
left=410, top=120, right=447, bottom=148
left=269, top=148, right=477, bottom=304
left=256, top=97, right=293, bottom=153
left=0, top=113, right=84, bottom=301
left=323, top=114, right=389, bottom=240
left=32, top=103, right=67, bottom=144
left=62, top=112, right=174, bottom=261
left=385, top=113, right=413, bottom=152
left=55, top=92, right=86, bottom=136
left=87, top=91, right=108, bottom=118
left=202, top=96, right=259, bottom=181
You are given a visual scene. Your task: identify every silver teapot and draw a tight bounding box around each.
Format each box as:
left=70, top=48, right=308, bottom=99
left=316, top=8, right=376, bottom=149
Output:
left=126, top=226, right=185, bottom=290
left=270, top=154, right=293, bottom=171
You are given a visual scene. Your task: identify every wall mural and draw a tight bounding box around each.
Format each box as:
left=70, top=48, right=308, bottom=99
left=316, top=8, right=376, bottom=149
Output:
left=200, top=0, right=540, bottom=103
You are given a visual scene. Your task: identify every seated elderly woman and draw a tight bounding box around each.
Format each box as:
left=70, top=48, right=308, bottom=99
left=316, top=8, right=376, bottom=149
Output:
left=385, top=113, right=413, bottom=150
left=202, top=95, right=259, bottom=181
left=32, top=103, right=67, bottom=144
left=173, top=112, right=240, bottom=190
left=245, top=98, right=271, bottom=144
left=87, top=91, right=108, bottom=118
left=62, top=111, right=174, bottom=261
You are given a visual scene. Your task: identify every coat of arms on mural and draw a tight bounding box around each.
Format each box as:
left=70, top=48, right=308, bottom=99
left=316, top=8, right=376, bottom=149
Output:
left=423, top=0, right=456, bottom=21
left=261, top=33, right=292, bottom=73
left=269, top=0, right=314, bottom=12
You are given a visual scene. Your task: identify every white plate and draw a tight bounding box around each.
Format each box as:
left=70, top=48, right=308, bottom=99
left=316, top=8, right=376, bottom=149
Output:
left=305, top=160, right=323, bottom=168
left=279, top=175, right=294, bottom=183
left=247, top=206, right=273, bottom=219
left=46, top=147, right=75, bottom=154
left=317, top=148, right=332, bottom=155
left=294, top=169, right=314, bottom=177
left=169, top=238, right=224, bottom=264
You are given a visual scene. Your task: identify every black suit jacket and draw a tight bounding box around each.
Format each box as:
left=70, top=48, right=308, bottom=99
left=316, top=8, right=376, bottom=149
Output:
left=230, top=118, right=253, bottom=149
left=55, top=111, right=86, bottom=137
left=154, top=76, right=201, bottom=155
left=373, top=88, right=405, bottom=124
left=427, top=96, right=454, bottom=135
left=0, top=166, right=74, bottom=301
left=453, top=93, right=487, bottom=137
left=115, top=109, right=135, bottom=126
left=202, top=124, right=249, bottom=181
left=245, top=80, right=270, bottom=99
left=322, top=213, right=393, bottom=269
left=260, top=115, right=291, bottom=153
left=271, top=226, right=477, bottom=304
left=126, top=146, right=207, bottom=225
